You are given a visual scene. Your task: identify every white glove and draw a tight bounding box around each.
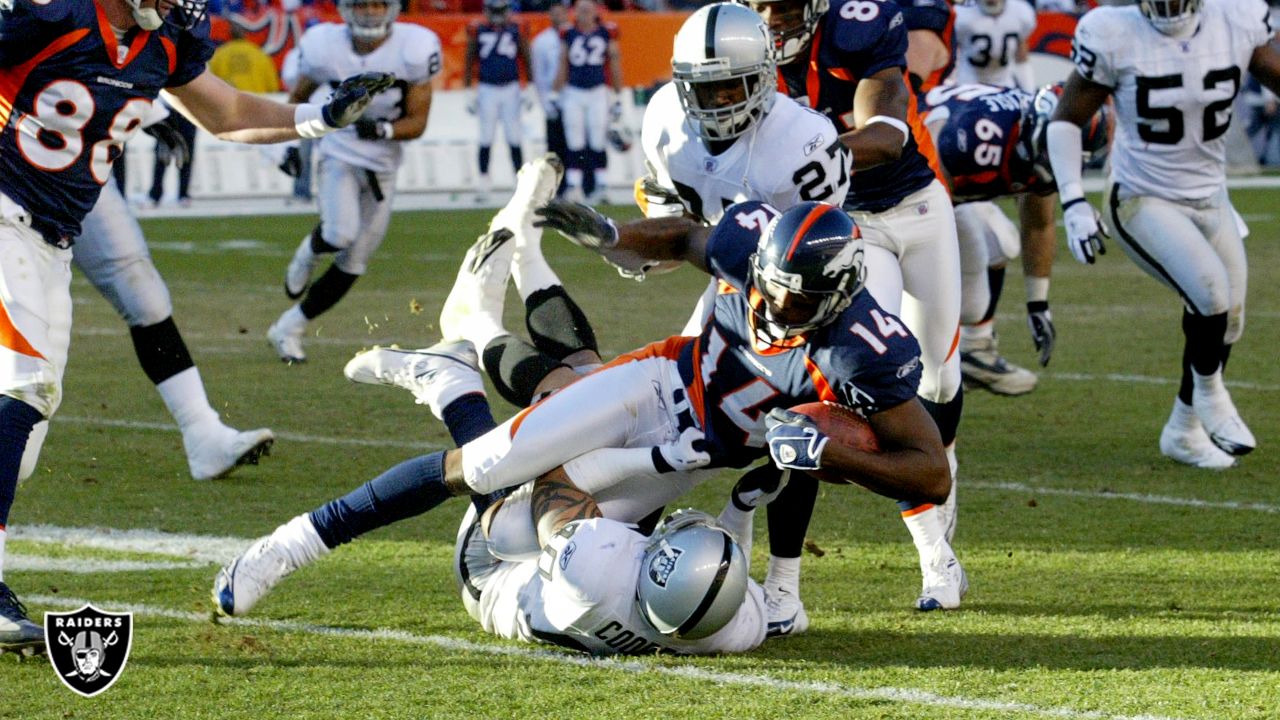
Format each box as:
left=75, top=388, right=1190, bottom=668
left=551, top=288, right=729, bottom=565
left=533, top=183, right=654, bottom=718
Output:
left=1062, top=199, right=1107, bottom=265
left=654, top=427, right=711, bottom=473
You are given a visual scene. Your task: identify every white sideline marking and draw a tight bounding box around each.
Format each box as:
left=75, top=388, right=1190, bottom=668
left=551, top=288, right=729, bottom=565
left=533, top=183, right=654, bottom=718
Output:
left=7, top=556, right=204, bottom=573
left=1048, top=372, right=1280, bottom=392
left=967, top=482, right=1280, bottom=514
left=27, top=593, right=1190, bottom=720
left=10, top=524, right=252, bottom=565
left=53, top=415, right=432, bottom=450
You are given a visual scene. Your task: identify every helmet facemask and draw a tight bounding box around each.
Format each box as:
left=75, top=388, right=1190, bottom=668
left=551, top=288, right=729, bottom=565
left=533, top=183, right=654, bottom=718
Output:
left=340, top=0, right=400, bottom=41
left=1025, top=83, right=1112, bottom=185
left=672, top=3, right=778, bottom=143
left=1139, top=0, right=1200, bottom=37
left=743, top=0, right=827, bottom=65
left=126, top=0, right=209, bottom=31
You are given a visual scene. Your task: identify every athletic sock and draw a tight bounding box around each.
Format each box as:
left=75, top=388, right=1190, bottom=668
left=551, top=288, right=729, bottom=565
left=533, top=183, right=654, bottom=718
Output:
left=271, top=514, right=331, bottom=569
left=764, top=555, right=801, bottom=592
left=0, top=397, right=42, bottom=532
left=766, top=471, right=818, bottom=560
left=479, top=145, right=492, bottom=175
left=157, top=366, right=220, bottom=433
left=441, top=394, right=497, bottom=447
left=0, top=527, right=6, bottom=582
left=300, top=265, right=359, bottom=320
left=308, top=451, right=453, bottom=549
left=130, top=317, right=195, bottom=385
left=510, top=145, right=523, bottom=170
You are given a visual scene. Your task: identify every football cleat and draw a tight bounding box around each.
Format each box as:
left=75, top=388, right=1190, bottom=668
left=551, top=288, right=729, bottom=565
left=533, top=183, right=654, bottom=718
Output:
left=267, top=316, right=307, bottom=365
left=1161, top=399, right=1236, bottom=469
left=344, top=340, right=483, bottom=419
left=0, top=583, right=44, bottom=657
left=213, top=536, right=297, bottom=617
left=916, top=540, right=968, bottom=611
left=763, top=584, right=810, bottom=638
left=492, top=154, right=564, bottom=235
left=284, top=234, right=320, bottom=300
left=1191, top=373, right=1255, bottom=456
left=959, top=336, right=1037, bottom=396
left=438, top=228, right=516, bottom=343
left=185, top=423, right=275, bottom=481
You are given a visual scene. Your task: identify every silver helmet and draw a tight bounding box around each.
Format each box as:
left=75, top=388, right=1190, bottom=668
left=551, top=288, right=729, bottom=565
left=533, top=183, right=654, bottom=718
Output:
left=339, top=0, right=400, bottom=41
left=1138, top=0, right=1200, bottom=37
left=672, top=3, right=778, bottom=143
left=636, top=509, right=749, bottom=640
left=977, top=0, right=1005, bottom=16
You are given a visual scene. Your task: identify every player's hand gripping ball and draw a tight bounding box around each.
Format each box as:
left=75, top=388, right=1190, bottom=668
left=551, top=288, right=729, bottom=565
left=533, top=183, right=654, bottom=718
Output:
left=781, top=401, right=880, bottom=484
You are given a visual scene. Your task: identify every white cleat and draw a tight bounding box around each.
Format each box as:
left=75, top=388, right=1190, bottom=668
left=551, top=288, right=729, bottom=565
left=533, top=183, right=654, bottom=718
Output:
left=1191, top=373, right=1255, bottom=456
left=438, top=228, right=516, bottom=343
left=284, top=234, right=320, bottom=300
left=491, top=154, right=564, bottom=234
left=267, top=317, right=307, bottom=365
left=763, top=584, right=810, bottom=638
left=185, top=423, right=275, bottom=481
left=212, top=535, right=297, bottom=618
left=1161, top=399, right=1236, bottom=469
left=344, top=340, right=483, bottom=418
left=959, top=336, right=1037, bottom=396
left=916, top=540, right=968, bottom=612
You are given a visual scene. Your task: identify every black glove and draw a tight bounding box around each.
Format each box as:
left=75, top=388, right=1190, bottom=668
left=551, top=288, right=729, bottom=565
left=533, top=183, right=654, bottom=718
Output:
left=1026, top=300, right=1056, bottom=367
left=278, top=146, right=303, bottom=178
left=731, top=464, right=790, bottom=511
left=322, top=72, right=396, bottom=129
left=143, top=116, right=190, bottom=168
left=533, top=199, right=619, bottom=250
left=354, top=117, right=393, bottom=140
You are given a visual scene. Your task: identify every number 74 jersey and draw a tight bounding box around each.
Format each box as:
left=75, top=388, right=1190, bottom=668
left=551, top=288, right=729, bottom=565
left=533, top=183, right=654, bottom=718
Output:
left=1071, top=0, right=1272, bottom=201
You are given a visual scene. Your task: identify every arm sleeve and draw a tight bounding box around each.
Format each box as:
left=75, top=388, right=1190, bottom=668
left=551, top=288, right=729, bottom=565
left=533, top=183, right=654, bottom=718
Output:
left=829, top=6, right=909, bottom=79
left=403, top=27, right=443, bottom=83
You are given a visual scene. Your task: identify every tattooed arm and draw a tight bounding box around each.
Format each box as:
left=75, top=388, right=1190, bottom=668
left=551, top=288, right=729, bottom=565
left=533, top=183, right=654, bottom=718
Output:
left=531, top=466, right=603, bottom=548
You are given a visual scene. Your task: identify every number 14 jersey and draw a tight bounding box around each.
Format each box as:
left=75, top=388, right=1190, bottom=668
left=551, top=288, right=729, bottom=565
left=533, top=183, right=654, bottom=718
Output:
left=1072, top=0, right=1271, bottom=201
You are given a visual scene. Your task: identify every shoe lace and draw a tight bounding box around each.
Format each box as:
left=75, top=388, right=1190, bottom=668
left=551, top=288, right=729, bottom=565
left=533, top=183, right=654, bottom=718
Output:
left=0, top=584, right=31, bottom=620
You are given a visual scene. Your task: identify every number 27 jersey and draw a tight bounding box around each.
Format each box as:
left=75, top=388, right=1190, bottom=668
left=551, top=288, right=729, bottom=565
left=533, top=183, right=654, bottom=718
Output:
left=1071, top=0, right=1271, bottom=201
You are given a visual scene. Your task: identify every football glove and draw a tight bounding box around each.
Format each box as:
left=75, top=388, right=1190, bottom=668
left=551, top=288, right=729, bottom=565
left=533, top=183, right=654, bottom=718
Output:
left=609, top=99, right=623, bottom=123
left=322, top=72, right=396, bottom=129
left=533, top=199, right=620, bottom=250
left=764, top=408, right=828, bottom=472
left=278, top=145, right=303, bottom=178
left=654, top=427, right=711, bottom=473
left=354, top=117, right=393, bottom=140
left=1062, top=198, right=1107, bottom=265
left=143, top=115, right=190, bottom=168
left=1026, top=300, right=1055, bottom=367
left=731, top=464, right=790, bottom=510
left=635, top=175, right=685, bottom=218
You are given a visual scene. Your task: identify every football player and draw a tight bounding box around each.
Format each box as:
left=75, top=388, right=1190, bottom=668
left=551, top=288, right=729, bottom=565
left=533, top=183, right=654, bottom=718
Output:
left=212, top=160, right=952, bottom=628
left=923, top=82, right=1110, bottom=395
left=741, top=0, right=966, bottom=615
left=267, top=0, right=441, bottom=364
left=531, top=4, right=571, bottom=198
left=952, top=0, right=1037, bottom=90
left=553, top=0, right=622, bottom=203
left=1046, top=0, right=1279, bottom=468
left=465, top=0, right=532, bottom=202
left=0, top=0, right=394, bottom=655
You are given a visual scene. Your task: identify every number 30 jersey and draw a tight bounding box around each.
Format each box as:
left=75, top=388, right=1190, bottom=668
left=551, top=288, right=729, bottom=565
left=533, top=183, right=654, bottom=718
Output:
left=0, top=0, right=214, bottom=243
left=640, top=83, right=851, bottom=224
left=677, top=201, right=924, bottom=468
left=1071, top=0, right=1271, bottom=201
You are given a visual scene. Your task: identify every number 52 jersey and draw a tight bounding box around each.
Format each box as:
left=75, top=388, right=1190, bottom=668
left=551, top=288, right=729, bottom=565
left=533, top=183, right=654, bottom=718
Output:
left=1071, top=0, right=1272, bottom=201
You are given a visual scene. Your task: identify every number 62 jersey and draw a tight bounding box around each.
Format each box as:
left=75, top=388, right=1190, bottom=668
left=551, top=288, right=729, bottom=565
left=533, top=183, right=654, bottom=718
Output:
left=1071, top=0, right=1272, bottom=201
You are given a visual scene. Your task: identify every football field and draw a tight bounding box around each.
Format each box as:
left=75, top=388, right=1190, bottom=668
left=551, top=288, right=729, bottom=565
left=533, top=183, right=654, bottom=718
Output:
left=3, top=190, right=1278, bottom=719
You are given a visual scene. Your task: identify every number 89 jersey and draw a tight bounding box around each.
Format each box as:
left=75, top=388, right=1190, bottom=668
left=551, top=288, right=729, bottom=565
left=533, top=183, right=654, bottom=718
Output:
left=1071, top=0, right=1272, bottom=201
left=0, top=0, right=214, bottom=243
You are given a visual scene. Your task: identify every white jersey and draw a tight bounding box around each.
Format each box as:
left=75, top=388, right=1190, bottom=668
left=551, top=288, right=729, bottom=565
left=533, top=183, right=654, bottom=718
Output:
left=298, top=22, right=442, bottom=174
left=474, top=518, right=768, bottom=655
left=953, top=1, right=1037, bottom=87
left=1072, top=0, right=1272, bottom=200
left=531, top=26, right=562, bottom=114
left=640, top=82, right=850, bottom=224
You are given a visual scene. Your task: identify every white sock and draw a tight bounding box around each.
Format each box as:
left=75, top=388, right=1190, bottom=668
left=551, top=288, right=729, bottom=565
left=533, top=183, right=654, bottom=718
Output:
left=0, top=527, right=6, bottom=582
left=280, top=304, right=309, bottom=330
left=512, top=239, right=561, bottom=300
left=593, top=169, right=608, bottom=196
left=765, top=555, right=801, bottom=591
left=1192, top=369, right=1226, bottom=396
left=157, top=367, right=220, bottom=433
left=1168, top=397, right=1200, bottom=430
left=902, top=506, right=948, bottom=574
left=716, top=504, right=754, bottom=564
left=274, top=514, right=331, bottom=569
left=959, top=320, right=994, bottom=350
left=566, top=168, right=583, bottom=191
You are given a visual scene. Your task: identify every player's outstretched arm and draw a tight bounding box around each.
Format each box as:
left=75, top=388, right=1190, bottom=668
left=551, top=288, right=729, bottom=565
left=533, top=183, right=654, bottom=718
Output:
left=1019, top=193, right=1057, bottom=366
left=164, top=69, right=394, bottom=144
left=534, top=200, right=713, bottom=273
left=527, top=467, right=603, bottom=547
left=838, top=66, right=912, bottom=170
left=1047, top=72, right=1111, bottom=264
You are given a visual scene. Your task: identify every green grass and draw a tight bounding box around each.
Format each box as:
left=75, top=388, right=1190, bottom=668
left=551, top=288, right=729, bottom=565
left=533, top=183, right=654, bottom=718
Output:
left=2, top=191, right=1278, bottom=719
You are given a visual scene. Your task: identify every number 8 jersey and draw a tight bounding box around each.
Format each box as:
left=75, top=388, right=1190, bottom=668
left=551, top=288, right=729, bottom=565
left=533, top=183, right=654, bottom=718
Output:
left=0, top=0, right=214, bottom=243
left=1071, top=0, right=1272, bottom=201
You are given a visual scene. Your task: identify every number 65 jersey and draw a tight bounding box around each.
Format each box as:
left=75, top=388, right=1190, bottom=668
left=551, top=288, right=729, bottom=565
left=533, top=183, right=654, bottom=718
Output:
left=1071, top=0, right=1272, bottom=201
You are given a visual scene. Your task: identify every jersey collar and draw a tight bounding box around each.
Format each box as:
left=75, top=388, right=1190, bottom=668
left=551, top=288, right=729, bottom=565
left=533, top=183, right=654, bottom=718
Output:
left=94, top=0, right=152, bottom=70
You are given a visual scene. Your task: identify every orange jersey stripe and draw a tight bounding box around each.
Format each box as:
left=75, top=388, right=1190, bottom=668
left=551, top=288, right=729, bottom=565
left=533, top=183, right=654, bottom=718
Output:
left=905, top=78, right=945, bottom=186
left=0, top=29, right=91, bottom=129
left=0, top=298, right=45, bottom=359
left=802, top=356, right=838, bottom=403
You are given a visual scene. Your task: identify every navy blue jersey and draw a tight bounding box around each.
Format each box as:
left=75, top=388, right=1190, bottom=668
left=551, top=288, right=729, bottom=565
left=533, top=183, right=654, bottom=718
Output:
left=924, top=84, right=1052, bottom=202
left=776, top=2, right=939, bottom=213
left=562, top=23, right=615, bottom=89
left=471, top=20, right=521, bottom=85
left=674, top=201, right=923, bottom=468
left=0, top=0, right=214, bottom=244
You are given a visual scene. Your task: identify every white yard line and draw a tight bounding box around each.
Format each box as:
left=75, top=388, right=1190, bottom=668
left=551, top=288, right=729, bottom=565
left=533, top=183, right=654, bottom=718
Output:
left=25, top=593, right=1193, bottom=720
left=52, top=416, right=432, bottom=450
left=966, top=481, right=1280, bottom=514
left=10, top=524, right=252, bottom=565
left=7, top=556, right=205, bottom=573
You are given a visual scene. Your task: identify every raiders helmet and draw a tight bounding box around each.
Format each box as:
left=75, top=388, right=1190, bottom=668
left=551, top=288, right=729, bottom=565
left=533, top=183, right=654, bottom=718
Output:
left=748, top=202, right=865, bottom=344
left=339, top=0, right=400, bottom=40
left=1139, top=0, right=1201, bottom=37
left=636, top=510, right=749, bottom=640
left=671, top=3, right=777, bottom=143
left=740, top=0, right=828, bottom=65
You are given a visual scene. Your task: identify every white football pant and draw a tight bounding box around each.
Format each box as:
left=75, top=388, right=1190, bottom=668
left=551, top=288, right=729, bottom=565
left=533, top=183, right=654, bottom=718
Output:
left=954, top=201, right=1019, bottom=325
left=477, top=81, right=523, bottom=150
left=75, top=178, right=172, bottom=327
left=317, top=157, right=396, bottom=276
left=561, top=84, right=608, bottom=155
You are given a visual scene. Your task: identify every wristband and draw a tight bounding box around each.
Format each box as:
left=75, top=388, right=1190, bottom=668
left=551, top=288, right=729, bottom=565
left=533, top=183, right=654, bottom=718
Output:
left=378, top=121, right=394, bottom=140
left=866, top=115, right=911, bottom=146
left=295, top=103, right=333, bottom=139
left=1024, top=275, right=1050, bottom=304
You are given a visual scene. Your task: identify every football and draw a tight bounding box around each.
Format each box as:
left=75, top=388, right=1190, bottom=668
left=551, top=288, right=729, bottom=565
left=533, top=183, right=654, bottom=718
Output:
left=788, top=401, right=880, bottom=484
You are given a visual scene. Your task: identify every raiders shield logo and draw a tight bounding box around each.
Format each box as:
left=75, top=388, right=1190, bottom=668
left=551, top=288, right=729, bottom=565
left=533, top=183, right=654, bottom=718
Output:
left=44, top=605, right=133, bottom=697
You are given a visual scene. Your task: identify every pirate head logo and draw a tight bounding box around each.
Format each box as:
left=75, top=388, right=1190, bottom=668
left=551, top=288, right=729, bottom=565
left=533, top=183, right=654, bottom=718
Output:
left=646, top=544, right=683, bottom=588
left=44, top=605, right=133, bottom=697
